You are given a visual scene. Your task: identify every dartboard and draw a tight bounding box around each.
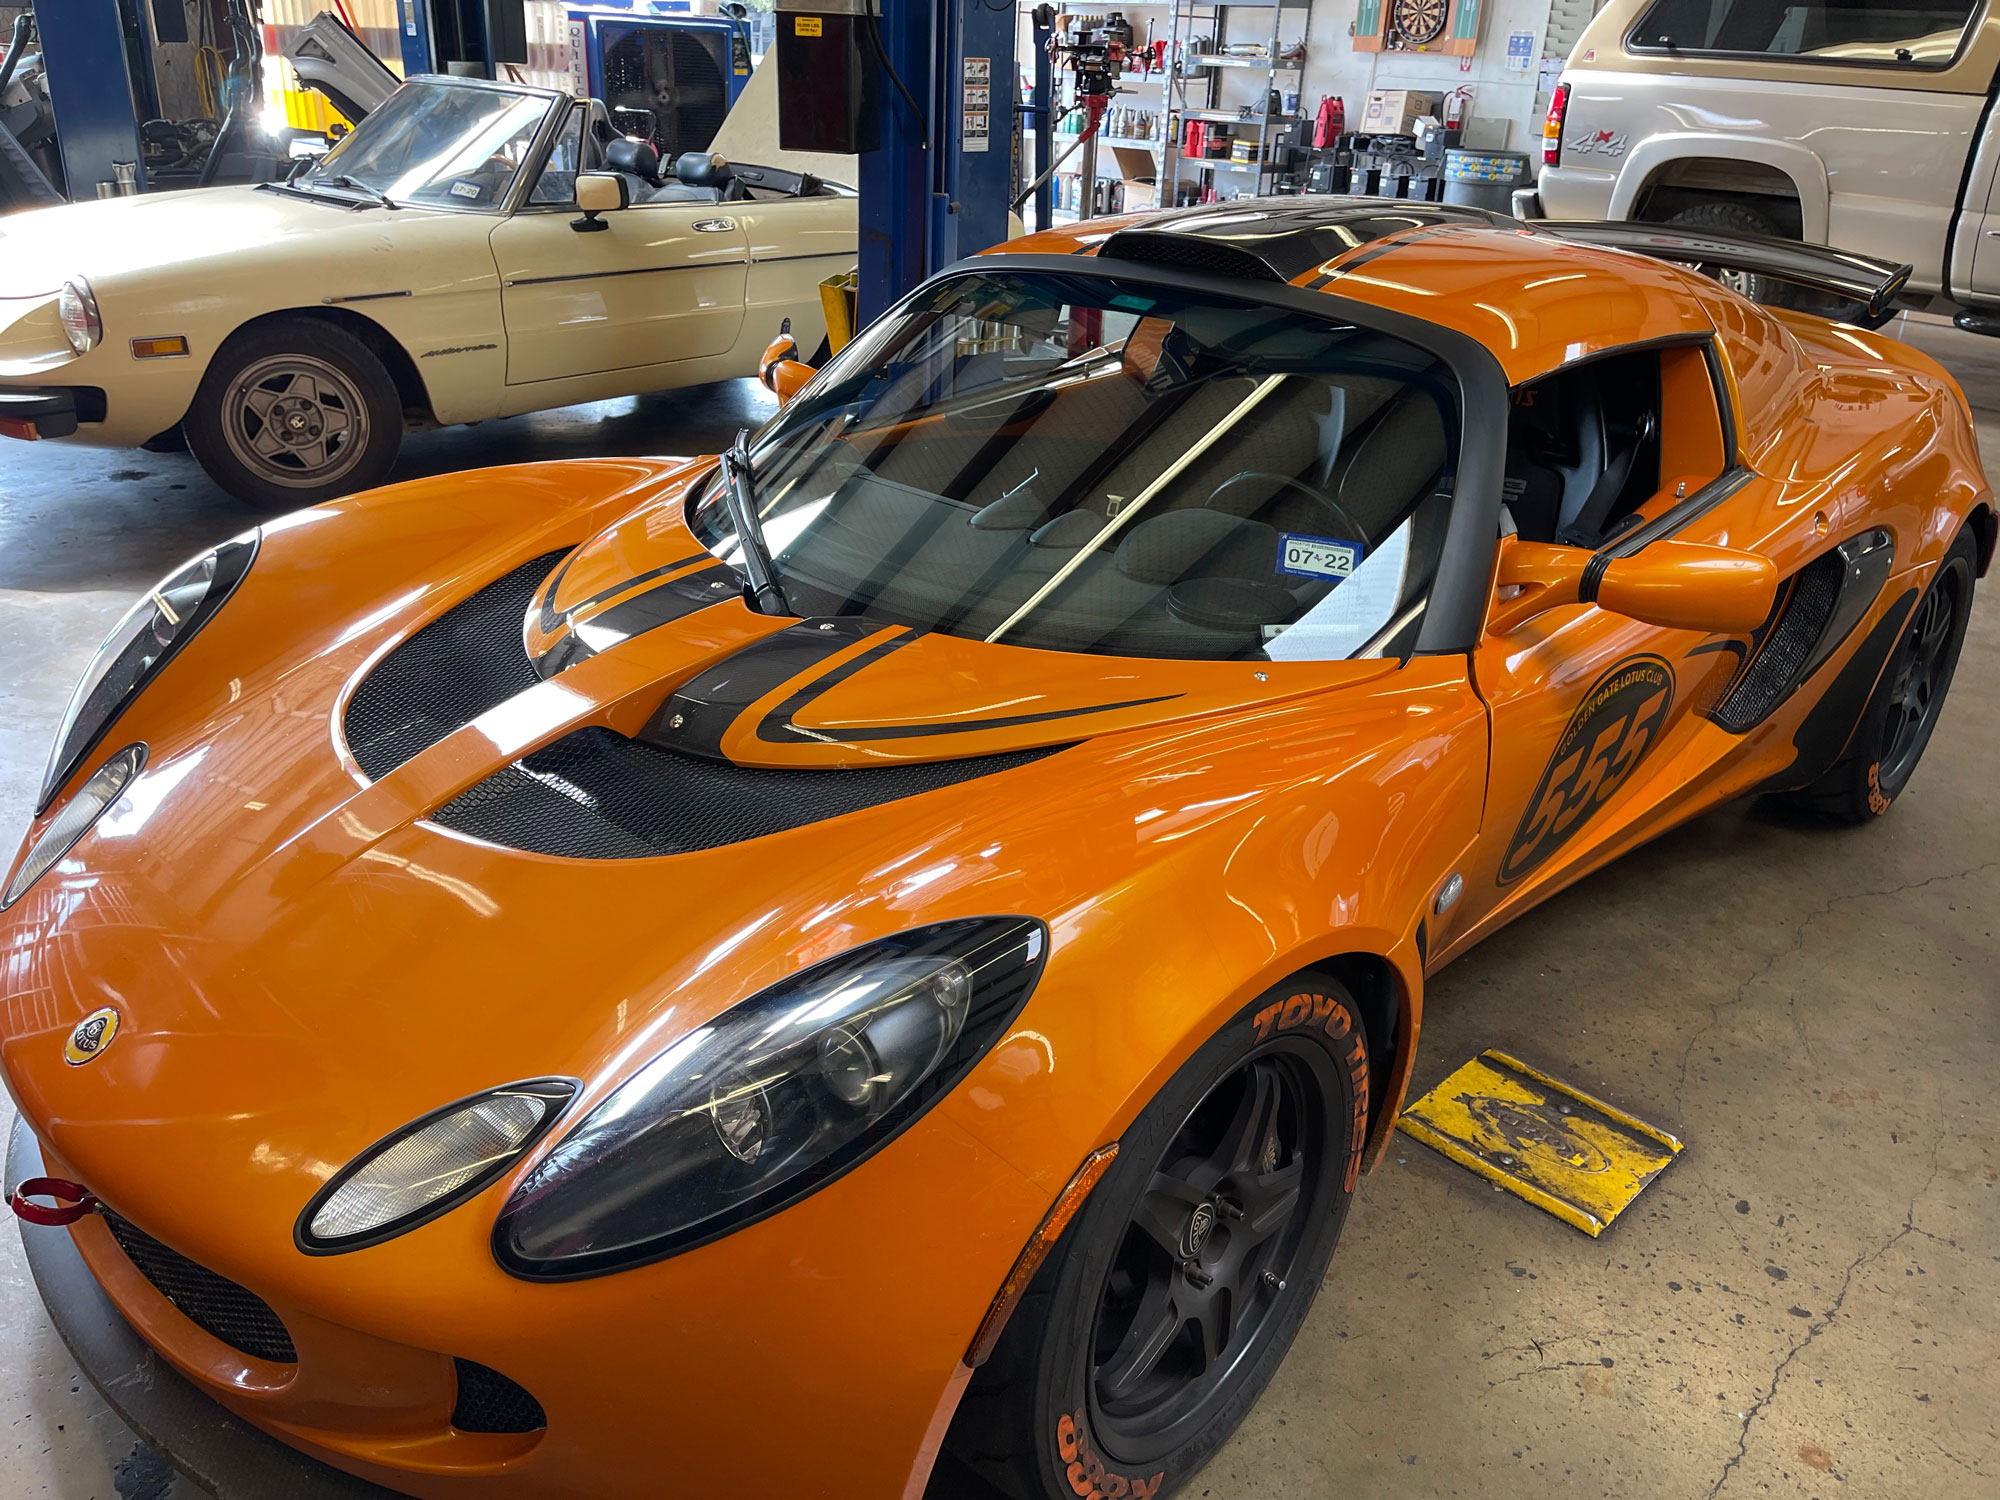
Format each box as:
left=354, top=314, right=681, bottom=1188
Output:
left=1391, top=0, right=1449, bottom=45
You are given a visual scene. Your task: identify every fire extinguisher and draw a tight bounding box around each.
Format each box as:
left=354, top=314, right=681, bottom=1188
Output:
left=1314, top=95, right=1345, bottom=148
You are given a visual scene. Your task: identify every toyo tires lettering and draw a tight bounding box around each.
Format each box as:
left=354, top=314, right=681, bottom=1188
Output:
left=1251, top=991, right=1371, bottom=1191
left=1056, top=1409, right=1163, bottom=1499
left=1499, top=654, right=1675, bottom=886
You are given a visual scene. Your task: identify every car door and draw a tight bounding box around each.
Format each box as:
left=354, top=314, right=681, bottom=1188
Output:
left=732, top=193, right=858, bottom=355
left=487, top=106, right=749, bottom=386
left=1444, top=342, right=1742, bottom=946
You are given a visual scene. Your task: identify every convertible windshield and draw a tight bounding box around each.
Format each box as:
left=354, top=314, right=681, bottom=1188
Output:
left=295, top=80, right=553, bottom=210
left=691, top=271, right=1460, bottom=661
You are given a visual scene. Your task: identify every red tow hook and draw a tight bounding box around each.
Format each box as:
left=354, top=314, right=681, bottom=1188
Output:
left=10, top=1177, right=99, bottom=1226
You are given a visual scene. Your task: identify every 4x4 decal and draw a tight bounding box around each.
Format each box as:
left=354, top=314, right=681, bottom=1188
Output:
left=1499, top=655, right=1675, bottom=886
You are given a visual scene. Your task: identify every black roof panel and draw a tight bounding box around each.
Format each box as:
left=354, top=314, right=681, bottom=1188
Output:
left=1097, top=198, right=1518, bottom=284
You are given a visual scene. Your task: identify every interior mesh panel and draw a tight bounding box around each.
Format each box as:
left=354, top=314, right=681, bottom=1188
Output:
left=1712, top=551, right=1844, bottom=733
left=430, top=727, right=1063, bottom=859
left=101, top=1212, right=297, bottom=1364
left=452, top=1358, right=548, bottom=1433
left=342, top=550, right=569, bottom=781
left=1097, top=232, right=1285, bottom=283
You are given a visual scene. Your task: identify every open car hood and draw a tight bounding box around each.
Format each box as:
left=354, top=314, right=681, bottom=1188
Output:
left=709, top=53, right=856, bottom=190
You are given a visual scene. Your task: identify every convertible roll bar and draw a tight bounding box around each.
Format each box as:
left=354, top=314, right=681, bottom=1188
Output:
left=1534, top=220, right=1912, bottom=327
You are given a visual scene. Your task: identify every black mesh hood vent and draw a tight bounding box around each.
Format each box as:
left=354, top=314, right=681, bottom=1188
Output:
left=430, top=726, right=1063, bottom=859
left=102, top=1211, right=296, bottom=1363
left=343, top=549, right=569, bottom=781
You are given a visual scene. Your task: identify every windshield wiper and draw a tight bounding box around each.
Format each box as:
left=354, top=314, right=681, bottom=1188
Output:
left=312, top=173, right=400, bottom=210
left=719, top=432, right=790, bottom=617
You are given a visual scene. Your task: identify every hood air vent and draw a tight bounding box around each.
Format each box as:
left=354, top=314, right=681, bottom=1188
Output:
left=428, top=727, right=1063, bottom=859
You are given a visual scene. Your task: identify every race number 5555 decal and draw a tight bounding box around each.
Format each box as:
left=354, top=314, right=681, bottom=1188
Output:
left=1499, top=655, right=1675, bottom=886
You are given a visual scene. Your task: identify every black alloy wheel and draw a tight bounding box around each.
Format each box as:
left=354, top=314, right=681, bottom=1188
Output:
left=1878, top=570, right=1961, bottom=788
left=1089, top=1051, right=1323, bottom=1460
left=1782, top=526, right=1977, bottom=823
left=939, top=977, right=1370, bottom=1500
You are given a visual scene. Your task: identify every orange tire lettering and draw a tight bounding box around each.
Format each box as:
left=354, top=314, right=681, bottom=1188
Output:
left=1057, top=1412, right=1079, bottom=1464
left=1322, top=1003, right=1352, bottom=1040
left=1067, top=1461, right=1093, bottom=1497
left=1130, top=1474, right=1166, bottom=1500
left=1252, top=1003, right=1282, bottom=1040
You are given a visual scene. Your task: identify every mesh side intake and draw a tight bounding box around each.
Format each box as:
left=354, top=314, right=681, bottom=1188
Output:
left=1712, top=551, right=1844, bottom=734
left=430, top=727, right=1064, bottom=859
left=451, top=1358, right=547, bottom=1433
left=101, top=1212, right=297, bottom=1364
left=342, top=550, right=570, bottom=781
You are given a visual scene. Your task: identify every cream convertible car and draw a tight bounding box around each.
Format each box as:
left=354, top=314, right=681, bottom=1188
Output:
left=0, top=70, right=855, bottom=506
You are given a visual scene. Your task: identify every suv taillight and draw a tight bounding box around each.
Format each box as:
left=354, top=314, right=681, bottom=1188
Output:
left=1543, top=83, right=1568, bottom=167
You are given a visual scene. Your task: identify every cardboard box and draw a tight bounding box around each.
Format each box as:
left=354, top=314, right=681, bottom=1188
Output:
left=1111, top=146, right=1157, bottom=213
left=1359, top=89, right=1438, bottom=135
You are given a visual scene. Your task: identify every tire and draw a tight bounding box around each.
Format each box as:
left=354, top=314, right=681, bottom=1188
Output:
left=941, top=977, right=1372, bottom=1500
left=1664, top=200, right=1809, bottom=311
left=1781, top=527, right=1977, bottom=824
left=185, top=316, right=402, bottom=509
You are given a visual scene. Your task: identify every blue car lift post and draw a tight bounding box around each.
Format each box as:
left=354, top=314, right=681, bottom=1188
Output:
left=858, top=0, right=1016, bottom=325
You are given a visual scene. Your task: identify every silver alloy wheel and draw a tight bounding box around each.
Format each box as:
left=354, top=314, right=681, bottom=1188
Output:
left=219, top=353, right=369, bottom=488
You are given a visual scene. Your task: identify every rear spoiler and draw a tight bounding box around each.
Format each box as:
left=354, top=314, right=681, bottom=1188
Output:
left=1532, top=220, right=1912, bottom=328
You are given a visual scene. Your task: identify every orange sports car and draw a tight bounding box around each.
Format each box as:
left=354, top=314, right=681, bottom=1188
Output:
left=2, top=202, right=1992, bottom=1500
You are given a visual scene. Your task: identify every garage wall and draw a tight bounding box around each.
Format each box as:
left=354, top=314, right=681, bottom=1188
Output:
left=1297, top=0, right=1561, bottom=152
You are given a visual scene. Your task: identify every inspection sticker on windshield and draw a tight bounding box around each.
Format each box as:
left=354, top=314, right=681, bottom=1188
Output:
left=1277, top=534, right=1363, bottom=581
left=448, top=180, right=483, bottom=200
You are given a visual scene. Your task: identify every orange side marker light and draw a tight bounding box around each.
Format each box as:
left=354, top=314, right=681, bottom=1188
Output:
left=965, top=1142, right=1118, bottom=1368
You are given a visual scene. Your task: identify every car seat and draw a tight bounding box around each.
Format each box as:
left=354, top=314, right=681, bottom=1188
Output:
left=646, top=150, right=739, bottom=203
left=602, top=137, right=662, bottom=197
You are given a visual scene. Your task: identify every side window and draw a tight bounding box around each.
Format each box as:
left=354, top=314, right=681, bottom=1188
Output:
left=1503, top=345, right=1726, bottom=547
left=527, top=105, right=585, bottom=205
left=1629, top=0, right=1979, bottom=67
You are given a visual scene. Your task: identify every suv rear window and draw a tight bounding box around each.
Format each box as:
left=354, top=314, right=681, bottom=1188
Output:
left=1628, top=0, right=1978, bottom=67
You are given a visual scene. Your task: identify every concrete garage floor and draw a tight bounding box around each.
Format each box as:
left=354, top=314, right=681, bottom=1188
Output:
left=0, top=319, right=1994, bottom=1500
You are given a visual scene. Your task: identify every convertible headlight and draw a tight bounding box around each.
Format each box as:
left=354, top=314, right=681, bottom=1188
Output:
left=298, top=1079, right=576, bottom=1253
left=39, top=533, right=257, bottom=814
left=57, top=278, right=101, bottom=354
left=1, top=744, right=145, bottom=910
left=494, top=917, right=1048, bottom=1280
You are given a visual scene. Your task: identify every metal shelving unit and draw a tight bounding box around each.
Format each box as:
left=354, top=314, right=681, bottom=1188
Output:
left=1158, top=1, right=1311, bottom=200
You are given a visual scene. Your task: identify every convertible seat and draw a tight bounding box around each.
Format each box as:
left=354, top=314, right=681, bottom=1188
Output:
left=602, top=137, right=663, bottom=199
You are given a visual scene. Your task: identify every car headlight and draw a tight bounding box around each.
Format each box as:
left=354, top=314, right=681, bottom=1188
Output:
left=297, top=1079, right=576, bottom=1253
left=57, top=278, right=101, bottom=354
left=494, top=917, right=1048, bottom=1280
left=1, top=744, right=145, bottom=910
left=38, top=533, right=257, bottom=815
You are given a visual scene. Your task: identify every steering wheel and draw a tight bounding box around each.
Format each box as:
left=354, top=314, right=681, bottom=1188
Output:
left=1203, top=471, right=1369, bottom=557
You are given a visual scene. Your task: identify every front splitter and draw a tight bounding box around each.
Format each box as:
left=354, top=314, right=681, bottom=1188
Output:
left=7, top=1117, right=407, bottom=1500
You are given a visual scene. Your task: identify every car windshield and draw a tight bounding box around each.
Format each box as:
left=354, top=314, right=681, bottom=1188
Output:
left=295, top=79, right=554, bottom=210
left=691, top=270, right=1460, bottom=662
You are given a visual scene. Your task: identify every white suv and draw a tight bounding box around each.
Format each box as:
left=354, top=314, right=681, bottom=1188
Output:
left=1525, top=0, right=2000, bottom=328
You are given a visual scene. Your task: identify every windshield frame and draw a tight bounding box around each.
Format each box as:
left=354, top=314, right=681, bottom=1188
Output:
left=724, top=252, right=1510, bottom=658
left=298, top=75, right=571, bottom=215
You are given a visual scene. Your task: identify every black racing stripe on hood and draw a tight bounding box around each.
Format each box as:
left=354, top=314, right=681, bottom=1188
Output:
left=344, top=549, right=570, bottom=782
left=428, top=726, right=1066, bottom=859
left=533, top=563, right=739, bottom=678
left=645, top=618, right=1185, bottom=761
left=535, top=550, right=713, bottom=636
left=644, top=617, right=903, bottom=758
